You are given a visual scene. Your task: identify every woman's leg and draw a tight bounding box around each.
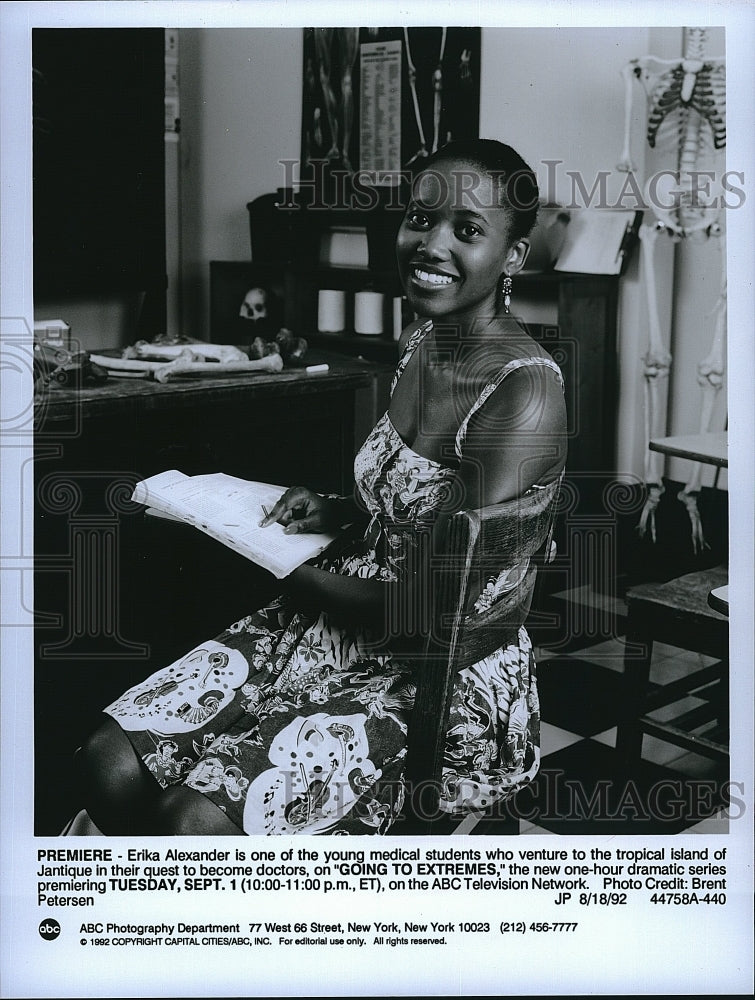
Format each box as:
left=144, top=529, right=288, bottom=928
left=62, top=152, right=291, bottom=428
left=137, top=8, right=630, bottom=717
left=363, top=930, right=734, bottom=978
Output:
left=75, top=715, right=160, bottom=835
left=76, top=716, right=246, bottom=836
left=152, top=785, right=246, bottom=836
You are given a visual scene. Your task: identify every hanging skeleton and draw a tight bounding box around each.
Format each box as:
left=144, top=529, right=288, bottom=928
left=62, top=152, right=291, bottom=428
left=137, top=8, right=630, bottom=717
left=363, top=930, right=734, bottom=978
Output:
left=618, top=27, right=726, bottom=551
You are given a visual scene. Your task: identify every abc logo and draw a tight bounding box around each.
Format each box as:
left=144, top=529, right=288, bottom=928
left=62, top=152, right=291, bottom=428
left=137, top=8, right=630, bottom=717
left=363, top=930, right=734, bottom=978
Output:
left=39, top=919, right=61, bottom=941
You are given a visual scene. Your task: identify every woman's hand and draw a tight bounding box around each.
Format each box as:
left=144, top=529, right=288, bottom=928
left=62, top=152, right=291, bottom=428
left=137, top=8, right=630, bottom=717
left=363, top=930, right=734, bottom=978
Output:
left=259, top=486, right=336, bottom=534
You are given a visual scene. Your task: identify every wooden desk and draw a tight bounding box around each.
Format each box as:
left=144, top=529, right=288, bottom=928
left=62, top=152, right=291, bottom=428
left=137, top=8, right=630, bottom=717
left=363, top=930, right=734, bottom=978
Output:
left=35, top=348, right=384, bottom=648
left=34, top=352, right=383, bottom=653
left=649, top=432, right=728, bottom=468
left=617, top=565, right=729, bottom=767
left=35, top=349, right=383, bottom=491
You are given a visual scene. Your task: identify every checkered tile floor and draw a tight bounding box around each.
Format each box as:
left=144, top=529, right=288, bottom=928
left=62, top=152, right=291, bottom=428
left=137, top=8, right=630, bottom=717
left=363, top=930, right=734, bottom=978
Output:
left=445, top=585, right=730, bottom=837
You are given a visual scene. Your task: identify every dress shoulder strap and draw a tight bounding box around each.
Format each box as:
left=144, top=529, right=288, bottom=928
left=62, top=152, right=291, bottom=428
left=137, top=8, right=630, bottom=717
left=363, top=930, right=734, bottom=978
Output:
left=390, top=320, right=433, bottom=396
left=455, top=356, right=564, bottom=460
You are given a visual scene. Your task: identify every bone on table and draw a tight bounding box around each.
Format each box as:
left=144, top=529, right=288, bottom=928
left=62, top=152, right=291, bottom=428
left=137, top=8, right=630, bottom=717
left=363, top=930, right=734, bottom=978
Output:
left=124, top=341, right=248, bottom=363
left=88, top=354, right=169, bottom=375
left=152, top=353, right=284, bottom=383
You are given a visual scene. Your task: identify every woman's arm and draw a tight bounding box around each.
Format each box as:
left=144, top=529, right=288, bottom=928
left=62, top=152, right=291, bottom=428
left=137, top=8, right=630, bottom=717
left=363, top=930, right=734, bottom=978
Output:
left=268, top=365, right=565, bottom=637
left=259, top=485, right=366, bottom=533
left=267, top=488, right=439, bottom=644
left=259, top=486, right=393, bottom=632
left=284, top=527, right=440, bottom=651
left=283, top=562, right=388, bottom=625
left=454, top=361, right=567, bottom=509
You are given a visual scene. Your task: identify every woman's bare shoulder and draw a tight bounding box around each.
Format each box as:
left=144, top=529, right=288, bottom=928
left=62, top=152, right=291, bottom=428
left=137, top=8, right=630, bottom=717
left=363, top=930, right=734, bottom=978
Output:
left=396, top=318, right=428, bottom=355
left=461, top=324, right=567, bottom=449
left=457, top=359, right=567, bottom=504
left=458, top=322, right=561, bottom=397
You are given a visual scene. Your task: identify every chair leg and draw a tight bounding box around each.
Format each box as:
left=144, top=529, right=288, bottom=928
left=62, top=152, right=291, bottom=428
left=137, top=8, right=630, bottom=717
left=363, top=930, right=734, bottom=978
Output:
left=615, top=620, right=653, bottom=765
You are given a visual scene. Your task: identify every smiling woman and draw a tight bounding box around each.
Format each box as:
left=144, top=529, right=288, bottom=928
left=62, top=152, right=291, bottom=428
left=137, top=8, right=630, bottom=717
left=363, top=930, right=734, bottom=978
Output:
left=397, top=144, right=538, bottom=325
left=390, top=142, right=564, bottom=497
left=76, top=139, right=567, bottom=836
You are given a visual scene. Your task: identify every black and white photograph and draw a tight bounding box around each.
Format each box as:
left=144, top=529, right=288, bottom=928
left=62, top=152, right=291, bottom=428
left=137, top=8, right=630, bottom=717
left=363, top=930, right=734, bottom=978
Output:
left=1, top=1, right=753, bottom=996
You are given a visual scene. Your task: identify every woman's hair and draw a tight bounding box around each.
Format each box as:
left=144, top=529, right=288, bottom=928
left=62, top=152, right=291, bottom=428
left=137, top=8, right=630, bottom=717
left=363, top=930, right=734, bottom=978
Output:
left=419, top=138, right=540, bottom=243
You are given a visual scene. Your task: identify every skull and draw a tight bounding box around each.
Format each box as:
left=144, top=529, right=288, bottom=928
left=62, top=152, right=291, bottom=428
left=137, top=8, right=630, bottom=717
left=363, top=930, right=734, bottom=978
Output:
left=240, top=287, right=268, bottom=322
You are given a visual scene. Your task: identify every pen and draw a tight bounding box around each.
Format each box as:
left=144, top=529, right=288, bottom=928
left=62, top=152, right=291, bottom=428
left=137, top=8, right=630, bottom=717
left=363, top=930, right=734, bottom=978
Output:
left=260, top=504, right=270, bottom=521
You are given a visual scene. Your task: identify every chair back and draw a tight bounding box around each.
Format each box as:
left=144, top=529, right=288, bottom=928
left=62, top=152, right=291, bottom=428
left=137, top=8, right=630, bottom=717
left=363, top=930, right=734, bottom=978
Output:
left=403, top=476, right=561, bottom=829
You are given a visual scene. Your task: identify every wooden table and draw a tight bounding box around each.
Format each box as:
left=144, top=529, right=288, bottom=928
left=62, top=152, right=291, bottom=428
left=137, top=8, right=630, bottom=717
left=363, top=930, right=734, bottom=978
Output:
left=649, top=431, right=729, bottom=673
left=34, top=347, right=385, bottom=651
left=35, top=349, right=384, bottom=491
left=708, top=585, right=730, bottom=616
left=649, top=431, right=728, bottom=468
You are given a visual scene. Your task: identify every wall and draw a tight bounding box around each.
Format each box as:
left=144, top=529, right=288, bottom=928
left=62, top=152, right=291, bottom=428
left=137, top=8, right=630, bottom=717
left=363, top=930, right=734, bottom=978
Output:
left=33, top=292, right=147, bottom=353
left=176, top=26, right=728, bottom=487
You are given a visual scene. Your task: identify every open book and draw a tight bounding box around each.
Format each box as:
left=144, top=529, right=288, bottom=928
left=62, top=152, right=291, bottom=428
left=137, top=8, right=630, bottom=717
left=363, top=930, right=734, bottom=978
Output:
left=131, top=470, right=341, bottom=578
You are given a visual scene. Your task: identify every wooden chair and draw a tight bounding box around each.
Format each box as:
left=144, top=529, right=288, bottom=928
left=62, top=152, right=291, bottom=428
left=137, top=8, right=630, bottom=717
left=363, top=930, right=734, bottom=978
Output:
left=401, top=478, right=561, bottom=834
left=615, top=565, right=729, bottom=767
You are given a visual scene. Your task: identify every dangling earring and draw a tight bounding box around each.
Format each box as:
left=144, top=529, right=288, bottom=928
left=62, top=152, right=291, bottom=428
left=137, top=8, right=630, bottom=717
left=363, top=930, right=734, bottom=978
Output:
left=501, top=275, right=513, bottom=314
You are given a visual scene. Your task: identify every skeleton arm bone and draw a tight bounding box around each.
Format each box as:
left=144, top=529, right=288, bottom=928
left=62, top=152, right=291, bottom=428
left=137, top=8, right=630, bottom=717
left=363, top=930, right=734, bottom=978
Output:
left=696, top=276, right=726, bottom=395
left=125, top=342, right=248, bottom=364
left=638, top=225, right=672, bottom=378
left=153, top=354, right=284, bottom=383
left=679, top=264, right=726, bottom=546
left=638, top=223, right=672, bottom=489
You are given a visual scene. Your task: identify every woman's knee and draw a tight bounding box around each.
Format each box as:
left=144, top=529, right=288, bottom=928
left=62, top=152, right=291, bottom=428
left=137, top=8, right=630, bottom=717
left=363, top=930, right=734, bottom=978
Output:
left=75, top=718, right=160, bottom=837
left=76, top=717, right=145, bottom=792
left=153, top=785, right=245, bottom=836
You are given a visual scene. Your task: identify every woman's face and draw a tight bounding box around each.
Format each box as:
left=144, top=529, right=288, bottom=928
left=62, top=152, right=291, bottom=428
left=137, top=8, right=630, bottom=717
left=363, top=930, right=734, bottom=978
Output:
left=396, top=158, right=523, bottom=326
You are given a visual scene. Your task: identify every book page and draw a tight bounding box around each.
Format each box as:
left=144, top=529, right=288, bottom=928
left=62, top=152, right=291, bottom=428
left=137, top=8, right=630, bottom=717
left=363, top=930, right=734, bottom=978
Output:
left=132, top=471, right=338, bottom=577
left=131, top=471, right=274, bottom=526
left=130, top=468, right=190, bottom=514
left=206, top=516, right=336, bottom=578
left=151, top=473, right=275, bottom=526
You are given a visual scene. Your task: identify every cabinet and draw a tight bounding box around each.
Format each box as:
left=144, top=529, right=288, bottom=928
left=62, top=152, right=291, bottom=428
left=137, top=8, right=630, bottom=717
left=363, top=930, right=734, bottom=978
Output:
left=245, top=186, right=406, bottom=361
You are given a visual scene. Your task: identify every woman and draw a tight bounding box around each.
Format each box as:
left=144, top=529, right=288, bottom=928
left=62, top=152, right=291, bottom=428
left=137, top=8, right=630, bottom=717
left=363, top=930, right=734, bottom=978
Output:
left=76, top=139, right=567, bottom=835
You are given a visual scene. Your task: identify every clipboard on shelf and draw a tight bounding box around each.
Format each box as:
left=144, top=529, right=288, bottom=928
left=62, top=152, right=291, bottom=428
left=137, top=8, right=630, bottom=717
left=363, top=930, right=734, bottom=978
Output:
left=553, top=209, right=643, bottom=275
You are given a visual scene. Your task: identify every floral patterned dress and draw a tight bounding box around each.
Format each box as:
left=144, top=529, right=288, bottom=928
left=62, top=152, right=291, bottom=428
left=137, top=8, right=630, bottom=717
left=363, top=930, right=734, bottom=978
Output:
left=105, top=322, right=564, bottom=835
